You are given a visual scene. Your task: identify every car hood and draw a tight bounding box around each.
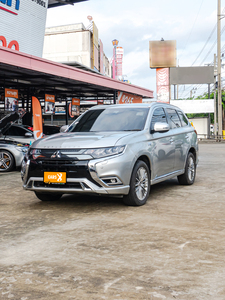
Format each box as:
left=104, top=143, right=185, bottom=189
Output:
left=0, top=112, right=19, bottom=133
left=31, top=131, right=134, bottom=149
left=0, top=138, right=27, bottom=147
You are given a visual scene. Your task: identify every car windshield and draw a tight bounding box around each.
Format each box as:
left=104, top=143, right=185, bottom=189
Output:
left=68, top=107, right=149, bottom=132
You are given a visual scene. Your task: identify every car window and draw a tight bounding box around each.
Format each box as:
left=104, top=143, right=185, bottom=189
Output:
left=177, top=111, right=189, bottom=127
left=150, top=107, right=167, bottom=132
left=166, top=108, right=181, bottom=129
left=68, top=108, right=149, bottom=132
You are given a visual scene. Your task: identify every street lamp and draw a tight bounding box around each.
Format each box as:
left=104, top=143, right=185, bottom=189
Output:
left=112, top=39, right=119, bottom=79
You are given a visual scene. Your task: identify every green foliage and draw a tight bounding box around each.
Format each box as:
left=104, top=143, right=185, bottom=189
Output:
left=186, top=113, right=214, bottom=124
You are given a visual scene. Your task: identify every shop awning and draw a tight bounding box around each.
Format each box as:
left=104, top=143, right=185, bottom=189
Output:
left=0, top=46, right=154, bottom=101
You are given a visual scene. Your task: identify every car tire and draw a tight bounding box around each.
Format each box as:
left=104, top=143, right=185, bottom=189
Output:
left=123, top=160, right=150, bottom=206
left=178, top=152, right=196, bottom=185
left=0, top=150, right=15, bottom=172
left=34, top=192, right=62, bottom=201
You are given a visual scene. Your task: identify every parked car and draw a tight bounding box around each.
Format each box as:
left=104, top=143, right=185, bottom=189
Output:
left=0, top=112, right=29, bottom=172
left=24, top=124, right=61, bottom=136
left=0, top=139, right=28, bottom=172
left=2, top=124, right=34, bottom=144
left=21, top=103, right=199, bottom=206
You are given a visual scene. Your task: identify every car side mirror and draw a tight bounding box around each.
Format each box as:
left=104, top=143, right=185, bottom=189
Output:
left=153, top=122, right=170, bottom=133
left=60, top=125, right=69, bottom=133
left=25, top=132, right=33, bottom=137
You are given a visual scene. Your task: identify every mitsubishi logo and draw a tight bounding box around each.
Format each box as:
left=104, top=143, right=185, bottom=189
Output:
left=51, top=151, right=61, bottom=159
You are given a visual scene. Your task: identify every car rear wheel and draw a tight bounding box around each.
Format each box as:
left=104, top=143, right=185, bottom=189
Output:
left=123, top=160, right=150, bottom=206
left=178, top=152, right=196, bottom=185
left=34, top=192, right=62, bottom=201
left=0, top=150, right=15, bottom=172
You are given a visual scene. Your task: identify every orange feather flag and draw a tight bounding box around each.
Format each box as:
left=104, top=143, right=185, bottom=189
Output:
left=32, top=96, right=43, bottom=140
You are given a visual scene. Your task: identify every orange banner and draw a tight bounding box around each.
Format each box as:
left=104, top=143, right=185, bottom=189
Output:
left=72, top=98, right=80, bottom=106
left=32, top=96, right=43, bottom=140
left=45, top=94, right=55, bottom=103
left=70, top=98, right=80, bottom=117
left=118, top=92, right=142, bottom=104
left=5, top=89, right=18, bottom=98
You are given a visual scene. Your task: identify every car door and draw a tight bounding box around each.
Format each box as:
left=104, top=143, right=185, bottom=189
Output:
left=150, top=107, right=175, bottom=180
left=165, top=108, right=187, bottom=172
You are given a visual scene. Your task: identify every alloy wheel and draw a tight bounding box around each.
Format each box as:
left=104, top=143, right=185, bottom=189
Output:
left=135, top=167, right=149, bottom=201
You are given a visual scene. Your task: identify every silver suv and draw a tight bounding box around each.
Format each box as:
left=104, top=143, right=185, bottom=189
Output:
left=21, top=103, right=198, bottom=206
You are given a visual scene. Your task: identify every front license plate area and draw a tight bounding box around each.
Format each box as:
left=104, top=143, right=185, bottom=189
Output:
left=44, top=172, right=66, bottom=184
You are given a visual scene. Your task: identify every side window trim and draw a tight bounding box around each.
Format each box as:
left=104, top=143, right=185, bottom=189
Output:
left=166, top=108, right=182, bottom=129
left=150, top=106, right=168, bottom=133
left=177, top=110, right=189, bottom=127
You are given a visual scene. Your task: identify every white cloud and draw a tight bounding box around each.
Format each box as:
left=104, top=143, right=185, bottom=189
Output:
left=45, top=0, right=224, bottom=94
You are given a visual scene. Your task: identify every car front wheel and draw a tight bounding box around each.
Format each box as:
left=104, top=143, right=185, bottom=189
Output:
left=178, top=152, right=196, bottom=185
left=123, top=160, right=150, bottom=206
left=0, top=150, right=15, bottom=172
left=34, top=192, right=62, bottom=201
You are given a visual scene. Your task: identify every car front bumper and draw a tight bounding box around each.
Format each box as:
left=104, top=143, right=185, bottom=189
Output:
left=22, top=151, right=134, bottom=196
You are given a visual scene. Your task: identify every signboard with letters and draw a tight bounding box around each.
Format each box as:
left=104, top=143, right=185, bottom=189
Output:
left=45, top=94, right=55, bottom=114
left=0, top=0, right=48, bottom=57
left=5, top=88, right=18, bottom=111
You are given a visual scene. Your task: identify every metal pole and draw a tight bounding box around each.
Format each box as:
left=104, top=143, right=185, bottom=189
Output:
left=115, top=46, right=117, bottom=80
left=208, top=84, right=211, bottom=138
left=174, top=85, right=176, bottom=100
left=113, top=91, right=116, bottom=104
left=65, top=101, right=68, bottom=125
left=214, top=54, right=218, bottom=137
left=217, top=0, right=223, bottom=139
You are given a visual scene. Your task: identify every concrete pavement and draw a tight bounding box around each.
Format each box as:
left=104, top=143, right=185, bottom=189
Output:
left=0, top=143, right=225, bottom=300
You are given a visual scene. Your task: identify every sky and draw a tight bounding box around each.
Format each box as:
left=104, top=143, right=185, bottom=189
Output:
left=46, top=0, right=225, bottom=99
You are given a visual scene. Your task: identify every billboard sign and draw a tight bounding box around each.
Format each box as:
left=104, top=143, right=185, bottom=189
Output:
left=156, top=68, right=170, bottom=103
left=149, top=40, right=176, bottom=68
left=118, top=92, right=142, bottom=104
left=170, top=99, right=214, bottom=114
left=5, top=88, right=18, bottom=111
left=170, top=67, right=214, bottom=85
left=92, top=21, right=99, bottom=70
left=45, top=94, right=55, bottom=114
left=71, top=98, right=80, bottom=117
left=0, top=0, right=48, bottom=56
left=99, top=39, right=104, bottom=74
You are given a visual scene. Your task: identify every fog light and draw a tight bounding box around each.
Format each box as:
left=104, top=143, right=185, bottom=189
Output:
left=101, top=176, right=122, bottom=186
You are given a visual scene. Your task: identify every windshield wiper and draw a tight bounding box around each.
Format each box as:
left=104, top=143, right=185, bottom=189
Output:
left=123, top=129, right=141, bottom=131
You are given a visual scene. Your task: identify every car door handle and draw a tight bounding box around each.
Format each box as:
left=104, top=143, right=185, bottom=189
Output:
left=169, top=138, right=174, bottom=143
left=185, top=135, right=189, bottom=139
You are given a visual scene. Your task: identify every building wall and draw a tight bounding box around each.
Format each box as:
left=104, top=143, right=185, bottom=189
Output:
left=43, top=23, right=112, bottom=77
left=43, top=24, right=92, bottom=68
left=103, top=54, right=112, bottom=78
left=0, top=0, right=47, bottom=57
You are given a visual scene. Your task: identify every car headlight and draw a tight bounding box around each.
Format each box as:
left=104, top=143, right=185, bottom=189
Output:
left=83, top=146, right=125, bottom=159
left=16, top=146, right=28, bottom=154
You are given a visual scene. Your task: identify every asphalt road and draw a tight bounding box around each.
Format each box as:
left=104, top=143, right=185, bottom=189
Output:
left=0, top=143, right=225, bottom=300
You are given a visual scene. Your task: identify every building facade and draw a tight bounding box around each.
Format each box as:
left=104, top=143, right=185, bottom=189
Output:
left=43, top=23, right=112, bottom=77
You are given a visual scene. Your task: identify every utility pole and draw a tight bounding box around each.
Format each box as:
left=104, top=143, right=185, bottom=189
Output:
left=214, top=54, right=218, bottom=137
left=217, top=0, right=223, bottom=138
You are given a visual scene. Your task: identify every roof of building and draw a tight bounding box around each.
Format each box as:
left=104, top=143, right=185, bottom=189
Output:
left=48, top=0, right=88, bottom=9
left=0, top=46, right=154, bottom=101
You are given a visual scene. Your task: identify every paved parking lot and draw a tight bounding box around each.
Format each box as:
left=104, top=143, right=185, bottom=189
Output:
left=0, top=143, right=225, bottom=300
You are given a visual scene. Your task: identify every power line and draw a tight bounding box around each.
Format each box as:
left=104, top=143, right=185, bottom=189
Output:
left=179, top=0, right=204, bottom=61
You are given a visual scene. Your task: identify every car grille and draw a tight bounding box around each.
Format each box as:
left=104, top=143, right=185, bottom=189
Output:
left=28, top=159, right=102, bottom=187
